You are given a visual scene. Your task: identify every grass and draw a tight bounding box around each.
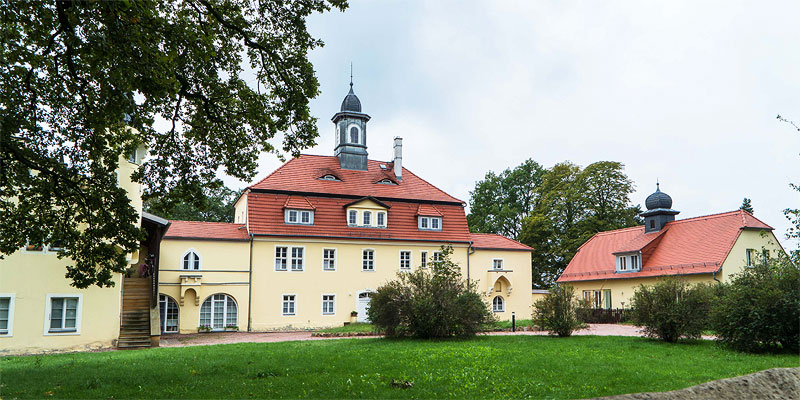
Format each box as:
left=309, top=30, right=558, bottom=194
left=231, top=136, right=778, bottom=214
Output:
left=2, top=336, right=797, bottom=399
left=318, top=322, right=379, bottom=334
left=490, top=319, right=534, bottom=330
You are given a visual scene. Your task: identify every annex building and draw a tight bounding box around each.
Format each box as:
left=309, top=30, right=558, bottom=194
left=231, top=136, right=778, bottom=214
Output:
left=557, top=185, right=785, bottom=309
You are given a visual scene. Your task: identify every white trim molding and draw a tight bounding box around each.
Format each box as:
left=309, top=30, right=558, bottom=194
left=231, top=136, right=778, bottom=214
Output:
left=43, top=293, right=83, bottom=336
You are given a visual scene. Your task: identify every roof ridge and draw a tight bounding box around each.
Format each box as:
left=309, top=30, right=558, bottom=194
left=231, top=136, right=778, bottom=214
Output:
left=667, top=210, right=751, bottom=226
left=594, top=226, right=643, bottom=235
left=400, top=166, right=464, bottom=204
left=168, top=220, right=243, bottom=225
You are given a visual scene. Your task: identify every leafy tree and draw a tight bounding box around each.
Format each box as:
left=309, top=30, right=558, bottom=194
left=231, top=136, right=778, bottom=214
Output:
left=144, top=185, right=238, bottom=223
left=532, top=283, right=585, bottom=337
left=367, top=246, right=495, bottom=338
left=630, top=278, right=716, bottom=342
left=467, top=159, right=545, bottom=239
left=778, top=115, right=800, bottom=261
left=0, top=0, right=346, bottom=287
left=519, top=161, right=640, bottom=287
left=740, top=198, right=754, bottom=214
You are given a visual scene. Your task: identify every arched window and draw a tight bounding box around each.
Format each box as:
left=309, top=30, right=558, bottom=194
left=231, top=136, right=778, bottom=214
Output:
left=199, top=294, right=238, bottom=331
left=158, top=294, right=179, bottom=333
left=182, top=250, right=200, bottom=270
left=349, top=126, right=360, bottom=144
left=492, top=296, right=505, bottom=313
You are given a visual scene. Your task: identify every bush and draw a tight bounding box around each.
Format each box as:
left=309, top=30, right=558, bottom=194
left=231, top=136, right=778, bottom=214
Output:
left=532, top=284, right=585, bottom=337
left=630, top=278, right=715, bottom=342
left=711, top=256, right=800, bottom=353
left=367, top=246, right=495, bottom=338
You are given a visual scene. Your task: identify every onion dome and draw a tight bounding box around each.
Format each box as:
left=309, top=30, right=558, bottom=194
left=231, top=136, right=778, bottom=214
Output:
left=340, top=83, right=362, bottom=113
left=645, top=183, right=673, bottom=210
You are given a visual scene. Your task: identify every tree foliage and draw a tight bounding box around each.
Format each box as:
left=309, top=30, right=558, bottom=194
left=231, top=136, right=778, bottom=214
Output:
left=630, top=278, right=716, bottom=342
left=710, top=254, right=800, bottom=353
left=144, top=185, right=238, bottom=223
left=532, top=284, right=585, bottom=337
left=740, top=197, right=754, bottom=214
left=367, top=246, right=495, bottom=338
left=0, top=0, right=346, bottom=287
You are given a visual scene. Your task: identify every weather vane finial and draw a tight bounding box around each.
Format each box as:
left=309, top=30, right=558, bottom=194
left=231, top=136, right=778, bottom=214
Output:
left=656, top=178, right=660, bottom=191
left=350, top=62, right=353, bottom=87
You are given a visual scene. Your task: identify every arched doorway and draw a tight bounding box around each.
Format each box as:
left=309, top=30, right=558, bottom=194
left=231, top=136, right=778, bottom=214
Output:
left=158, top=294, right=179, bottom=333
left=356, top=291, right=373, bottom=323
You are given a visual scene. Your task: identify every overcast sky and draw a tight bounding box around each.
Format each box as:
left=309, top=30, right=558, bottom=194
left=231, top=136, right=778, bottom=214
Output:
left=223, top=0, right=800, bottom=249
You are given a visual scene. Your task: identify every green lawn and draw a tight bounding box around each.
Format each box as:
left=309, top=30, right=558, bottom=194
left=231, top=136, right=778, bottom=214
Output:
left=2, top=336, right=797, bottom=399
left=318, top=322, right=379, bottom=334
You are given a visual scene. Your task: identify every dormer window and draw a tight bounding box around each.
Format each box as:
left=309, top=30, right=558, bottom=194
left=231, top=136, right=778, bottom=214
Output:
left=363, top=211, right=371, bottom=225
left=419, top=216, right=442, bottom=231
left=377, top=212, right=386, bottom=227
left=285, top=209, right=313, bottom=225
left=319, top=174, right=340, bottom=181
left=348, top=210, right=357, bottom=225
left=616, top=253, right=641, bottom=273
left=377, top=179, right=395, bottom=185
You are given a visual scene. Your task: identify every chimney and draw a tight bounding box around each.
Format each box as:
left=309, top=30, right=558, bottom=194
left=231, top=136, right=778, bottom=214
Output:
left=393, top=137, right=403, bottom=181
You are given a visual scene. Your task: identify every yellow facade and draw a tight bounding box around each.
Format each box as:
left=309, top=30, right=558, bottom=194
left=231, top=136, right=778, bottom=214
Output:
left=0, top=155, right=141, bottom=355
left=564, top=229, right=784, bottom=310
left=158, top=236, right=533, bottom=333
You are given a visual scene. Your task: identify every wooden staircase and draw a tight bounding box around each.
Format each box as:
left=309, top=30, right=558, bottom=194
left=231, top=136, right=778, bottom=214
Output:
left=118, top=277, right=152, bottom=349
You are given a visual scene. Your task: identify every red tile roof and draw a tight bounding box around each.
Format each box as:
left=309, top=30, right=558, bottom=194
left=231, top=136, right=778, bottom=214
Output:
left=470, top=233, right=533, bottom=251
left=248, top=193, right=471, bottom=242
left=284, top=196, right=315, bottom=210
left=416, top=204, right=443, bottom=216
left=557, top=210, right=773, bottom=282
left=249, top=154, right=463, bottom=204
left=164, top=221, right=249, bottom=241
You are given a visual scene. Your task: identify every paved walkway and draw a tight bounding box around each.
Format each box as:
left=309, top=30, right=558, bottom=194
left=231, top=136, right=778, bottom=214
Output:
left=160, top=324, right=713, bottom=348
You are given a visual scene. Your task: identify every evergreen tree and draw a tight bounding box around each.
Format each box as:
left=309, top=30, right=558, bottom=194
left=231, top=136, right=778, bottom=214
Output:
left=740, top=198, right=754, bottom=214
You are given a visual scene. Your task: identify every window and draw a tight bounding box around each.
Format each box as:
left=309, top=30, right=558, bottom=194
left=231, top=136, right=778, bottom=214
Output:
left=377, top=179, right=395, bottom=185
left=182, top=250, right=200, bottom=270
left=282, top=295, right=296, bottom=316
left=275, top=247, right=288, bottom=271
left=49, top=240, right=66, bottom=252
left=603, top=289, right=611, bottom=310
left=285, top=209, right=313, bottom=225
left=433, top=251, right=443, bottom=262
left=631, top=255, right=640, bottom=270
left=363, top=211, right=371, bottom=226
left=420, top=251, right=428, bottom=268
left=0, top=295, right=14, bottom=336
left=593, top=290, right=602, bottom=309
left=649, top=220, right=655, bottom=229
left=159, top=294, right=179, bottom=333
left=23, top=242, right=45, bottom=253
left=348, top=210, right=358, bottom=225
left=349, top=126, right=359, bottom=143
left=492, top=296, right=505, bottom=312
left=48, top=296, right=79, bottom=333
left=322, top=295, right=335, bottom=315
left=492, top=259, right=504, bottom=270
left=319, top=174, right=340, bottom=181
left=291, top=247, right=304, bottom=271
left=418, top=216, right=442, bottom=231
left=746, top=249, right=755, bottom=267
left=127, top=149, right=137, bottom=163
left=583, top=290, right=592, bottom=303
left=323, top=249, right=336, bottom=271
left=618, top=256, right=627, bottom=271
left=762, top=249, right=770, bottom=265
left=377, top=212, right=386, bottom=227
left=400, top=251, right=411, bottom=271
left=199, top=294, right=237, bottom=330
left=362, top=249, right=375, bottom=271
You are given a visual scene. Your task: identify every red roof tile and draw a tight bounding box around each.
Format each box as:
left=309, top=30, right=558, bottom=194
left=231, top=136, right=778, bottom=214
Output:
left=470, top=233, right=533, bottom=251
left=284, top=196, right=315, bottom=210
left=247, top=193, right=471, bottom=242
left=557, top=210, right=773, bottom=282
left=416, top=204, right=443, bottom=216
left=164, top=221, right=249, bottom=241
left=249, top=155, right=463, bottom=204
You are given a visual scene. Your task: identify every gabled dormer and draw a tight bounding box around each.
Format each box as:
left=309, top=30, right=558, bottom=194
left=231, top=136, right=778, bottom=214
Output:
left=344, top=196, right=389, bottom=228
left=615, top=252, right=641, bottom=273
left=284, top=196, right=315, bottom=225
left=417, top=204, right=443, bottom=231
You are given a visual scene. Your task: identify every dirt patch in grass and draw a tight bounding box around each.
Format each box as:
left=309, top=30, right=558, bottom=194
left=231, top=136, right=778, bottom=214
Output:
left=599, top=367, right=800, bottom=400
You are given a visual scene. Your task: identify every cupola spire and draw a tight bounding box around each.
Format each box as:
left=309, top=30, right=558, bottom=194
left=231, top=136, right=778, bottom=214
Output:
left=641, top=182, right=679, bottom=233
left=332, top=68, right=371, bottom=170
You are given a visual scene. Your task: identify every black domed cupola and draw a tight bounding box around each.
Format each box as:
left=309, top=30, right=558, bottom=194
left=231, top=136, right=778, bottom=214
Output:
left=332, top=78, right=371, bottom=171
left=641, top=183, right=680, bottom=233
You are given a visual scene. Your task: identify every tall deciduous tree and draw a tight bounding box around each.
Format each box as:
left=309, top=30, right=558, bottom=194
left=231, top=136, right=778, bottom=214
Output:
left=0, top=0, right=347, bottom=287
left=144, top=185, right=239, bottom=223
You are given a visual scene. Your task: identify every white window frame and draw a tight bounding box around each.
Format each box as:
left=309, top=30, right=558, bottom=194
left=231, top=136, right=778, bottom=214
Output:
left=618, top=255, right=627, bottom=271
left=43, top=293, right=83, bottom=336
left=319, top=174, right=340, bottom=181
left=420, top=251, right=428, bottom=268
left=418, top=216, right=442, bottom=231
left=746, top=248, right=755, bottom=267
left=399, top=250, right=412, bottom=271
left=348, top=210, right=358, bottom=225
left=492, top=258, right=504, bottom=270
left=362, top=248, right=375, bottom=271
left=363, top=210, right=372, bottom=226
left=0, top=294, right=15, bottom=337
left=433, top=251, right=443, bottom=263
left=159, top=294, right=180, bottom=334
left=492, top=296, right=505, bottom=313
left=199, top=294, right=238, bottom=331
left=182, top=249, right=201, bottom=270
left=377, top=211, right=386, bottom=227
left=290, top=246, right=305, bottom=271
left=322, top=248, right=337, bottom=271
left=22, top=242, right=46, bottom=254
left=275, top=246, right=288, bottom=271
left=630, top=255, right=640, bottom=270
left=282, top=294, right=297, bottom=316
left=347, top=123, right=361, bottom=144
left=322, top=294, right=336, bottom=315
left=285, top=209, right=313, bottom=225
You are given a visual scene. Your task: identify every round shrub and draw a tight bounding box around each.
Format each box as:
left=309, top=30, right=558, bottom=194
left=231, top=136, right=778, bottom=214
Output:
left=711, top=256, right=800, bottom=353
left=532, top=283, right=585, bottom=337
left=367, top=246, right=495, bottom=338
left=630, top=278, right=715, bottom=342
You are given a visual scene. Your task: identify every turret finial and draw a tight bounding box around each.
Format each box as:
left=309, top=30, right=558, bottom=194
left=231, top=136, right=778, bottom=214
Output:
left=350, top=62, right=353, bottom=87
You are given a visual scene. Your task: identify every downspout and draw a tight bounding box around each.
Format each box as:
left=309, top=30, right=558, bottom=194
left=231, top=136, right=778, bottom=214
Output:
left=467, top=241, right=475, bottom=288
left=247, top=233, right=254, bottom=332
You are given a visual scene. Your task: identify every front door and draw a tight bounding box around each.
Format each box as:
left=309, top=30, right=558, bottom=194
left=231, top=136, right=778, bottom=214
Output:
left=356, top=291, right=372, bottom=322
